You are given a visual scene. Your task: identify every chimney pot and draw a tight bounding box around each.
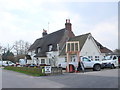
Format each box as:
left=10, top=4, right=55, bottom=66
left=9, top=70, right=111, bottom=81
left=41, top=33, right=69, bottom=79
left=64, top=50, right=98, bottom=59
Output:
left=66, top=19, right=70, bottom=23
left=42, top=29, right=47, bottom=37
left=65, top=19, right=72, bottom=31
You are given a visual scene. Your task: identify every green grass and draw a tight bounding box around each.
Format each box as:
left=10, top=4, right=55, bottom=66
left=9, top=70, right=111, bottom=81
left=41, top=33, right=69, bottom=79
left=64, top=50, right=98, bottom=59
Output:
left=4, top=66, right=46, bottom=76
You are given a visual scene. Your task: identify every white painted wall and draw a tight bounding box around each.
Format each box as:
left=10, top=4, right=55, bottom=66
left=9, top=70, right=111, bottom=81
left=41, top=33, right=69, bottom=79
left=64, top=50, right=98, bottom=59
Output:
left=28, top=34, right=106, bottom=66
left=46, top=51, right=59, bottom=66
left=37, top=57, right=47, bottom=65
left=58, top=56, right=66, bottom=64
left=80, top=34, right=104, bottom=61
left=58, top=34, right=105, bottom=63
left=27, top=60, right=32, bottom=64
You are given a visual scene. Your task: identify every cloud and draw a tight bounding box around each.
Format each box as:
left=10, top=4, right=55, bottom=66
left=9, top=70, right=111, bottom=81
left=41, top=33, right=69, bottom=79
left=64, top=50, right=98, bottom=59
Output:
left=0, top=0, right=43, bottom=11
left=88, top=17, right=118, bottom=50
left=0, top=0, right=117, bottom=51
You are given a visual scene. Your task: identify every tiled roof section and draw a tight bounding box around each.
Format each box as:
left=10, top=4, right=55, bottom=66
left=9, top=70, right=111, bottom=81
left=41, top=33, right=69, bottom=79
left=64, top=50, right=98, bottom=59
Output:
left=100, top=47, right=113, bottom=53
left=59, top=33, right=113, bottom=56
left=59, top=33, right=90, bottom=56
left=93, top=38, right=113, bottom=53
left=69, top=33, right=90, bottom=50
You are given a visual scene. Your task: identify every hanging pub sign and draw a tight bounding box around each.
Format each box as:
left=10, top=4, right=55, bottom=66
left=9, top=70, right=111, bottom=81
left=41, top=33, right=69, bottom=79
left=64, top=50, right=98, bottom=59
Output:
left=44, top=66, right=51, bottom=73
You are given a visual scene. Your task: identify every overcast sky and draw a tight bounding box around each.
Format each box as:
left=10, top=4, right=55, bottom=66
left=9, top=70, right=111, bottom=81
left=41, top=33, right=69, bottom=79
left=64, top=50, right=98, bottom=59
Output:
left=0, top=0, right=118, bottom=50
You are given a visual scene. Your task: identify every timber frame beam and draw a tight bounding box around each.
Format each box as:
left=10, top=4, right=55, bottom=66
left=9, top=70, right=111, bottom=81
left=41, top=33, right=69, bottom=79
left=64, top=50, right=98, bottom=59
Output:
left=66, top=41, right=80, bottom=72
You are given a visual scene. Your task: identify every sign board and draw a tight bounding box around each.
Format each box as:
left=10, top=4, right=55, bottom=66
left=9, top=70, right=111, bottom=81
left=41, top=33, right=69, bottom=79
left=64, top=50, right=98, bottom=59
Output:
left=44, top=66, right=51, bottom=73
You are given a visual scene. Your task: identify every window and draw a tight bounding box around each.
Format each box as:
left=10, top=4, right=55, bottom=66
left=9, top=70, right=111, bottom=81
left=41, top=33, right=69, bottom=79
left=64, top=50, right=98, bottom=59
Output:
left=90, top=56, right=93, bottom=60
left=66, top=41, right=79, bottom=52
left=67, top=43, right=70, bottom=52
left=49, top=59, right=51, bottom=64
left=65, top=57, right=67, bottom=62
left=73, top=59, right=75, bottom=62
left=75, top=43, right=79, bottom=51
left=48, top=45, right=53, bottom=51
left=95, top=56, right=99, bottom=61
left=73, top=56, right=76, bottom=62
left=88, top=56, right=91, bottom=59
left=57, top=44, right=60, bottom=51
left=71, top=43, right=74, bottom=51
left=113, top=56, right=117, bottom=60
left=37, top=47, right=41, bottom=53
left=41, top=59, right=45, bottom=64
left=70, top=56, right=72, bottom=62
left=88, top=56, right=93, bottom=60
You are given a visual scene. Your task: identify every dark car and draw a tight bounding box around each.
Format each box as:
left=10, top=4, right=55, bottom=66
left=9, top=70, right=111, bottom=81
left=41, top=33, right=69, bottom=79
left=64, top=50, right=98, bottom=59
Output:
left=27, top=64, right=37, bottom=67
left=118, top=56, right=120, bottom=68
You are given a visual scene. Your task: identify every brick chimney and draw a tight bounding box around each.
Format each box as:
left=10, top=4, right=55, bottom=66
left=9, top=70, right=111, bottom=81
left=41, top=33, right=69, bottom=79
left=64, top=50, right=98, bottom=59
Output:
left=42, top=29, right=47, bottom=37
left=65, top=19, right=72, bottom=31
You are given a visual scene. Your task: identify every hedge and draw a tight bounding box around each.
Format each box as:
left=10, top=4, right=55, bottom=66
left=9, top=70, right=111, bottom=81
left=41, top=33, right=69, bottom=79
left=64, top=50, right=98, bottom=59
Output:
left=4, top=66, right=46, bottom=76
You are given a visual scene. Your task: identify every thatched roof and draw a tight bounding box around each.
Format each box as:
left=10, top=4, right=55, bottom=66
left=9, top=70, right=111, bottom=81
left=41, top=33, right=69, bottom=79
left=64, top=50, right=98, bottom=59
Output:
left=29, top=28, right=75, bottom=57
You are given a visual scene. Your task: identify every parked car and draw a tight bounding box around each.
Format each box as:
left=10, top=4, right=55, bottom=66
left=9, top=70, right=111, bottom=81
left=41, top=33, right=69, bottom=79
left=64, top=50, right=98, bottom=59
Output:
left=101, top=55, right=119, bottom=69
left=58, top=56, right=102, bottom=71
left=0, top=61, right=15, bottom=66
left=27, top=64, right=37, bottom=67
left=0, top=61, right=8, bottom=66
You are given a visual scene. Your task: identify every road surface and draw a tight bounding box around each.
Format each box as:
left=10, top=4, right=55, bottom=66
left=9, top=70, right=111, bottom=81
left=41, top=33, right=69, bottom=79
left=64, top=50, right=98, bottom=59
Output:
left=2, top=68, right=119, bottom=88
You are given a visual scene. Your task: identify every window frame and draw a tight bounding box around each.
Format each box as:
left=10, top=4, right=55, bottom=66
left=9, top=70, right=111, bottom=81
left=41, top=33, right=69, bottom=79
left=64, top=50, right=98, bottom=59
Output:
left=48, top=44, right=53, bottom=51
left=37, top=47, right=41, bottom=53
left=95, top=56, right=99, bottom=61
left=41, top=59, right=45, bottom=64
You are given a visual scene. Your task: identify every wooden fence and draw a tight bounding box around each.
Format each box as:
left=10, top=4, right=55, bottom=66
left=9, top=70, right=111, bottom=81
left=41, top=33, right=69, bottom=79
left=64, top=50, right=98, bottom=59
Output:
left=46, top=67, right=63, bottom=75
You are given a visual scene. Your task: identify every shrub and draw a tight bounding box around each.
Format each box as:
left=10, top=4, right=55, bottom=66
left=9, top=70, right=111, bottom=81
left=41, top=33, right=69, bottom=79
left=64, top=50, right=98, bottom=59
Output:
left=4, top=66, right=46, bottom=76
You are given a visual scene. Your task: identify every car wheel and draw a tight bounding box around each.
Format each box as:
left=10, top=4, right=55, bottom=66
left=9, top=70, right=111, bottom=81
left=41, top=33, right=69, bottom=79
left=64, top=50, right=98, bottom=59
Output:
left=111, top=64, right=115, bottom=69
left=93, top=64, right=101, bottom=71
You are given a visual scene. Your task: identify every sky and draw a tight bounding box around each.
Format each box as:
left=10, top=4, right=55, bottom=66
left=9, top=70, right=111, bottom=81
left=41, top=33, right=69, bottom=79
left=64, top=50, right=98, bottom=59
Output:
left=0, top=0, right=118, bottom=51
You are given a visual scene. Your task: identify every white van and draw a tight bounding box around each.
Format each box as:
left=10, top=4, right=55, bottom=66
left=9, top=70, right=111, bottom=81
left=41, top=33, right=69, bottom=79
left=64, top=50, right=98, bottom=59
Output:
left=19, top=59, right=26, bottom=66
left=102, top=55, right=118, bottom=68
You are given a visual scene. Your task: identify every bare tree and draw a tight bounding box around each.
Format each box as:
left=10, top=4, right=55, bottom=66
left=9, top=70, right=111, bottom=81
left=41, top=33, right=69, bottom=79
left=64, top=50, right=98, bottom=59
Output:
left=13, top=40, right=31, bottom=55
left=24, top=41, right=31, bottom=54
left=14, top=41, right=19, bottom=55
left=0, top=44, right=2, bottom=60
left=114, top=49, right=120, bottom=54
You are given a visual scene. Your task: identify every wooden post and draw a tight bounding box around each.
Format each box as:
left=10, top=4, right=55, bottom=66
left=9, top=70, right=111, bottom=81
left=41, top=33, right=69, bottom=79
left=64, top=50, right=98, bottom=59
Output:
left=77, top=51, right=80, bottom=64
left=66, top=52, right=69, bottom=72
left=70, top=42, right=71, bottom=52
left=74, top=42, right=75, bottom=52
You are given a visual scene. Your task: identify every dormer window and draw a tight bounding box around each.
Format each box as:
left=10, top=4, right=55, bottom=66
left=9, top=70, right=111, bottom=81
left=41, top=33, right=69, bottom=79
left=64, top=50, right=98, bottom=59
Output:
left=37, top=47, right=41, bottom=53
left=48, top=45, right=53, bottom=51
